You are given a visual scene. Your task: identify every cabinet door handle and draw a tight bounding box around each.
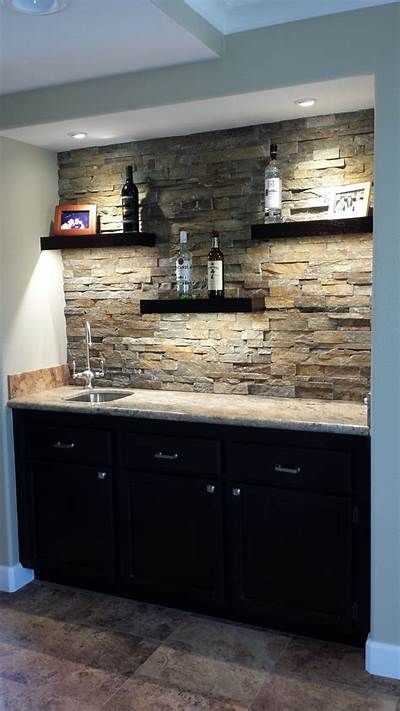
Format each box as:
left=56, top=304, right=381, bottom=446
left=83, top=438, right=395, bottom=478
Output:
left=97, top=472, right=107, bottom=480
left=52, top=441, right=75, bottom=450
left=154, top=452, right=178, bottom=461
left=206, top=484, right=215, bottom=494
left=274, top=464, right=301, bottom=475
left=232, top=487, right=241, bottom=497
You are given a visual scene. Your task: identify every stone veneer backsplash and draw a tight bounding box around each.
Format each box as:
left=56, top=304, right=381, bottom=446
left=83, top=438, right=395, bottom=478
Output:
left=59, top=109, right=373, bottom=401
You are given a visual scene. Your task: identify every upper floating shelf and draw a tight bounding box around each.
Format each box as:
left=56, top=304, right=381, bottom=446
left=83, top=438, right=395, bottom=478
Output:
left=40, top=231, right=156, bottom=251
left=140, top=297, right=265, bottom=314
left=251, top=216, right=373, bottom=240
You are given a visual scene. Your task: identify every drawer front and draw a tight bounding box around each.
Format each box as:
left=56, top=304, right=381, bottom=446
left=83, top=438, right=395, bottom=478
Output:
left=118, top=432, right=220, bottom=476
left=25, top=425, right=112, bottom=465
left=227, top=442, right=351, bottom=495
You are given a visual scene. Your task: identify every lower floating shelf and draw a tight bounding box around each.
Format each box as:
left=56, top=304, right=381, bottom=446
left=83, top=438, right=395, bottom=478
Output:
left=140, top=297, right=265, bottom=314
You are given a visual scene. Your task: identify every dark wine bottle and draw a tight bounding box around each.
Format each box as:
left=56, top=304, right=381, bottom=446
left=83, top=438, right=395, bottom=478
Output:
left=121, top=165, right=139, bottom=233
left=207, top=230, right=224, bottom=298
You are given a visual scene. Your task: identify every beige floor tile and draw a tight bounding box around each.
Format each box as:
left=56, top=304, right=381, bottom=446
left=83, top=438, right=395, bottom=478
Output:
left=275, top=637, right=400, bottom=698
left=135, top=618, right=290, bottom=705
left=1, top=581, right=190, bottom=643
left=68, top=592, right=190, bottom=642
left=0, top=677, right=99, bottom=711
left=103, top=677, right=247, bottom=711
left=251, top=670, right=399, bottom=711
left=0, top=609, right=157, bottom=675
left=0, top=582, right=93, bottom=622
left=0, top=642, right=126, bottom=706
left=167, top=618, right=290, bottom=669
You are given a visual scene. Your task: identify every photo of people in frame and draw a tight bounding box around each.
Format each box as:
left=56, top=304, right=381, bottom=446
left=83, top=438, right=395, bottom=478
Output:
left=328, top=182, right=371, bottom=219
left=60, top=210, right=90, bottom=230
left=54, top=203, right=97, bottom=236
left=332, top=188, right=366, bottom=217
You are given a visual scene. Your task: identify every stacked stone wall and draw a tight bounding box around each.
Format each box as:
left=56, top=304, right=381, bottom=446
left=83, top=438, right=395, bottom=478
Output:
left=59, top=109, right=373, bottom=400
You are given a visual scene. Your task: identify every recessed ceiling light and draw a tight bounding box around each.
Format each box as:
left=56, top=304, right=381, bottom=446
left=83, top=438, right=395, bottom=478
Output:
left=1, top=0, right=70, bottom=14
left=68, top=131, right=87, bottom=140
left=295, top=98, right=317, bottom=108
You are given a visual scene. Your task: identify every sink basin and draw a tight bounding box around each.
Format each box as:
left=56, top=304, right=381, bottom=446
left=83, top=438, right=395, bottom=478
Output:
left=66, top=390, right=133, bottom=404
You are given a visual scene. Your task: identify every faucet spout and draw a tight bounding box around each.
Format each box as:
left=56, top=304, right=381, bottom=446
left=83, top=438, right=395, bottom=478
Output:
left=85, top=321, right=92, bottom=373
left=71, top=320, right=105, bottom=389
left=85, top=321, right=92, bottom=346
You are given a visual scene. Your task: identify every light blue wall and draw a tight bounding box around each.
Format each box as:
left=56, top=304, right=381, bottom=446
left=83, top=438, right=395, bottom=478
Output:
left=0, top=4, right=392, bottom=130
left=0, top=138, right=66, bottom=576
left=370, top=11, right=400, bottom=649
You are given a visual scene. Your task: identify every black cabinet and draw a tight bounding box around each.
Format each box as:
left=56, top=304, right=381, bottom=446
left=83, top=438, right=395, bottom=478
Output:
left=27, top=461, right=115, bottom=583
left=12, top=408, right=370, bottom=645
left=229, top=483, right=353, bottom=636
left=118, top=470, right=224, bottom=605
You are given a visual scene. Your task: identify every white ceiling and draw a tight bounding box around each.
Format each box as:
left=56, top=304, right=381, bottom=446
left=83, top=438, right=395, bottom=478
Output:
left=0, top=0, right=216, bottom=95
left=185, top=0, right=395, bottom=34
left=0, top=75, right=374, bottom=152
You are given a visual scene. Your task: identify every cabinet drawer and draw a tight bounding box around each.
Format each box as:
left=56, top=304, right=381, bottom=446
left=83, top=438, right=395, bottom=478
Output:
left=118, top=432, right=220, bottom=476
left=25, top=425, right=112, bottom=466
left=227, top=442, right=351, bottom=495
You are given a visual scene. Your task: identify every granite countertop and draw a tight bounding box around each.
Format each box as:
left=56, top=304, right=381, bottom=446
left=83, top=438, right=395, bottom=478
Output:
left=7, top=386, right=369, bottom=436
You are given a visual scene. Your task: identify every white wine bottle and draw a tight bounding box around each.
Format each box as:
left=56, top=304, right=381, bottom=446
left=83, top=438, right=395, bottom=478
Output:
left=207, top=230, right=224, bottom=298
left=265, top=143, right=282, bottom=223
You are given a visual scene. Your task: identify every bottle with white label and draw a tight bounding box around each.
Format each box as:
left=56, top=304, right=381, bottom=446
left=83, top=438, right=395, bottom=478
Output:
left=207, top=230, right=224, bottom=298
left=176, top=230, right=192, bottom=299
left=265, top=143, right=282, bottom=223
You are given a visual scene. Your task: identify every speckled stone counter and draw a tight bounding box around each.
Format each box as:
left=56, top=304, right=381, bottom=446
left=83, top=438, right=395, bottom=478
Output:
left=8, top=386, right=369, bottom=436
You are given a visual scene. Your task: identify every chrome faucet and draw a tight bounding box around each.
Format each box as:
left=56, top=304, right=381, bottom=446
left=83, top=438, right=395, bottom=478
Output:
left=72, top=321, right=105, bottom=388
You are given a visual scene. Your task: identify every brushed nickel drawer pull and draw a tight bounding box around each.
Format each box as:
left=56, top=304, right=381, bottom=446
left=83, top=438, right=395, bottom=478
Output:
left=274, top=464, right=301, bottom=475
left=232, top=487, right=241, bottom=497
left=97, top=472, right=107, bottom=480
left=206, top=484, right=215, bottom=494
left=53, top=441, right=75, bottom=450
left=154, top=452, right=178, bottom=461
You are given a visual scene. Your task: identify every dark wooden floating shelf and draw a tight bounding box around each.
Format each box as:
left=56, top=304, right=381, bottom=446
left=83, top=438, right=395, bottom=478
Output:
left=40, top=231, right=156, bottom=251
left=140, top=297, right=265, bottom=314
left=251, top=216, right=373, bottom=240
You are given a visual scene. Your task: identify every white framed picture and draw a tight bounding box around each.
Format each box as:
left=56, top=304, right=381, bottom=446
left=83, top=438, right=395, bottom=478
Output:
left=328, top=182, right=371, bottom=219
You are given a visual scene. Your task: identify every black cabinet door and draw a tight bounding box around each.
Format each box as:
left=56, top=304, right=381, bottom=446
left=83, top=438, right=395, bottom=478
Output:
left=118, top=470, right=224, bottom=605
left=230, top=483, right=354, bottom=635
left=28, top=462, right=115, bottom=582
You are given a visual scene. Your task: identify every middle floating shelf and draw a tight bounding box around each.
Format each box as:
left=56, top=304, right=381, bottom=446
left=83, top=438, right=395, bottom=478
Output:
left=140, top=297, right=265, bottom=314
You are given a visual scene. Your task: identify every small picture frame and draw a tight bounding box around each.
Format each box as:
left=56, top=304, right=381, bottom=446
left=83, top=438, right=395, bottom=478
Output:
left=328, top=182, right=371, bottom=219
left=54, top=204, right=97, bottom=236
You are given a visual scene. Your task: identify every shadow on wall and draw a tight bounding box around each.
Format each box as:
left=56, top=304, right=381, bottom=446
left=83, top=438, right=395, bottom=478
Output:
left=141, top=181, right=171, bottom=245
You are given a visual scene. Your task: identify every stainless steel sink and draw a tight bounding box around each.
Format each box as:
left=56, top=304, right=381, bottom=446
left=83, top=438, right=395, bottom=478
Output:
left=66, top=390, right=133, bottom=404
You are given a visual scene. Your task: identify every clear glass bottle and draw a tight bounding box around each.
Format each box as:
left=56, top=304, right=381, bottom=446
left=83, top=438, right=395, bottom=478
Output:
left=207, top=230, right=224, bottom=298
left=265, top=143, right=282, bottom=223
left=176, top=230, right=192, bottom=299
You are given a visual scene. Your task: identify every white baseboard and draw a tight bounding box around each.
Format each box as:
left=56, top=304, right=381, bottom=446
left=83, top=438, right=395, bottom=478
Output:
left=0, top=563, right=34, bottom=593
left=366, top=635, right=400, bottom=680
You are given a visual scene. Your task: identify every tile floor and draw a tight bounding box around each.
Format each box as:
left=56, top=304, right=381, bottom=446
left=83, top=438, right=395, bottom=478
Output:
left=0, top=581, right=399, bottom=710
